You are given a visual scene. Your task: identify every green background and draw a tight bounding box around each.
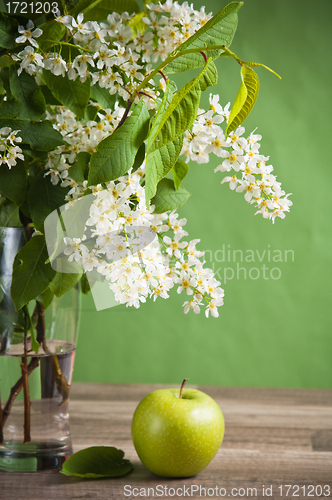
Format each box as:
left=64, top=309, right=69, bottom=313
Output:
left=73, top=0, right=332, bottom=389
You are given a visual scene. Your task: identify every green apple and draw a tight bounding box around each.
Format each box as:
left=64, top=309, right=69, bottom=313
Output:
left=131, top=379, right=224, bottom=478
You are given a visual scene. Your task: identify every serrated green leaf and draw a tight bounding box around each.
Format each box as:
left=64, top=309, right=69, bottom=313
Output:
left=90, top=84, right=116, bottom=109
left=37, top=20, right=65, bottom=51
left=171, top=160, right=189, bottom=190
left=28, top=171, right=69, bottom=232
left=60, top=446, right=133, bottom=478
left=151, top=178, right=191, bottom=213
left=165, top=2, right=243, bottom=74
left=68, top=151, right=90, bottom=182
left=0, top=12, right=18, bottom=49
left=145, top=135, right=184, bottom=205
left=0, top=159, right=27, bottom=205
left=11, top=235, right=56, bottom=311
left=0, top=118, right=65, bottom=151
left=147, top=79, right=177, bottom=147
left=9, top=66, right=46, bottom=120
left=0, top=200, right=23, bottom=232
left=143, top=79, right=178, bottom=203
left=226, top=65, right=259, bottom=135
left=88, top=99, right=149, bottom=186
left=49, top=271, right=82, bottom=298
left=43, top=71, right=90, bottom=119
left=145, top=61, right=217, bottom=203
left=150, top=61, right=217, bottom=151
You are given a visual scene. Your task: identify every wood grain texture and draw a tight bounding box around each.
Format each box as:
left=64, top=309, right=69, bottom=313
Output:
left=0, top=383, right=331, bottom=500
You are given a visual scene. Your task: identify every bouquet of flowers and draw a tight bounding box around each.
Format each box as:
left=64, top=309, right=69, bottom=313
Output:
left=0, top=0, right=292, bottom=329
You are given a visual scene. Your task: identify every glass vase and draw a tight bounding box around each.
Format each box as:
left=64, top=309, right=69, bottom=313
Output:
left=0, top=227, right=80, bottom=471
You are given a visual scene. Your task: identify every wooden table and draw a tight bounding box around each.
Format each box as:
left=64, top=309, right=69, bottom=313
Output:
left=1, top=383, right=332, bottom=499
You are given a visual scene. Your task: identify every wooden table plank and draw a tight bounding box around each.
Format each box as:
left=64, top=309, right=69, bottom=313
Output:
left=0, top=383, right=331, bottom=500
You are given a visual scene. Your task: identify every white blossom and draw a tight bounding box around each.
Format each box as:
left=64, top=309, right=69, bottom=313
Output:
left=15, top=20, right=42, bottom=48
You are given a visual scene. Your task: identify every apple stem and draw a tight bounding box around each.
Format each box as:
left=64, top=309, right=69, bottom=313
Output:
left=179, top=378, right=189, bottom=399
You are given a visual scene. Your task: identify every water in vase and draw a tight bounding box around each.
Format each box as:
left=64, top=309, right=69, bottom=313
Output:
left=0, top=339, right=76, bottom=471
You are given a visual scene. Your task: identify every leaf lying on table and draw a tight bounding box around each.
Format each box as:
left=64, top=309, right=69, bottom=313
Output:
left=60, top=446, right=133, bottom=478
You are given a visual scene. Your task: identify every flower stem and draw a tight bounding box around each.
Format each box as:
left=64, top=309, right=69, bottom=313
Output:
left=1, top=358, right=39, bottom=436
left=34, top=301, right=71, bottom=405
left=114, top=100, right=133, bottom=131
left=21, top=320, right=31, bottom=443
left=41, top=39, right=95, bottom=53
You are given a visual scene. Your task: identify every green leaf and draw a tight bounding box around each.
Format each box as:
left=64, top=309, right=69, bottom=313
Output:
left=90, top=84, right=116, bottom=109
left=150, top=178, right=191, bottom=213
left=145, top=135, right=184, bottom=205
left=49, top=271, right=83, bottom=298
left=88, top=99, right=149, bottom=186
left=226, top=65, right=259, bottom=135
left=68, top=151, right=90, bottom=182
left=37, top=20, right=65, bottom=51
left=242, top=60, right=281, bottom=79
left=132, top=142, right=145, bottom=172
left=0, top=99, right=22, bottom=118
left=43, top=71, right=90, bottom=119
left=0, top=76, right=5, bottom=95
left=165, top=2, right=243, bottom=74
left=27, top=311, right=40, bottom=354
left=0, top=200, right=23, bottom=231
left=80, top=273, right=90, bottom=295
left=145, top=62, right=217, bottom=203
left=60, top=446, right=133, bottom=478
left=9, top=66, right=46, bottom=120
left=11, top=235, right=56, bottom=311
left=0, top=12, right=18, bottom=49
left=147, top=79, right=177, bottom=148
left=28, top=171, right=69, bottom=232
left=36, top=288, right=54, bottom=310
left=0, top=67, right=11, bottom=95
left=70, top=0, right=139, bottom=21
left=0, top=118, right=65, bottom=151
left=171, top=160, right=189, bottom=190
left=40, top=85, right=61, bottom=106
left=0, top=160, right=27, bottom=205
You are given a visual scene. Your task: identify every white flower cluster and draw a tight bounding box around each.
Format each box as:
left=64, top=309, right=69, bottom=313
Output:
left=63, top=168, right=224, bottom=317
left=142, top=0, right=212, bottom=62
left=0, top=127, right=24, bottom=169
left=12, top=2, right=211, bottom=108
left=182, top=94, right=292, bottom=223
